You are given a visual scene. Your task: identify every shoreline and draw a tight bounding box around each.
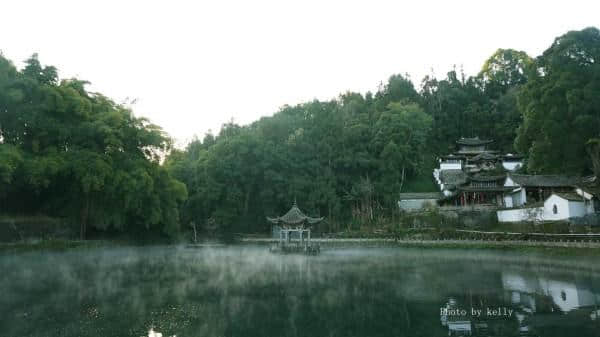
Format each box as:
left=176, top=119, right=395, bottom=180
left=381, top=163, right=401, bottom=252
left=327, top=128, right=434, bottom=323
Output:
left=3, top=237, right=600, bottom=256
left=239, top=237, right=600, bottom=256
left=240, top=237, right=600, bottom=247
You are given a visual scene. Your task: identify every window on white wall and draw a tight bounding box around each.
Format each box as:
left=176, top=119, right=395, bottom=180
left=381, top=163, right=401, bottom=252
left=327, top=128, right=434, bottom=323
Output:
left=553, top=205, right=558, bottom=214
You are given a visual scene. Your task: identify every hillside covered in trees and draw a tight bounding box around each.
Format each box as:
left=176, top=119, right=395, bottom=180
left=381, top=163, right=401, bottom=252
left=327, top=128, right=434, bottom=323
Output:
left=1, top=27, right=600, bottom=239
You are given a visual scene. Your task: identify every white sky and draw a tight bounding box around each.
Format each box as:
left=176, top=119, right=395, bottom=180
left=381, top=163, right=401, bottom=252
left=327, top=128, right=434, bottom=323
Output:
left=2, top=1, right=599, bottom=147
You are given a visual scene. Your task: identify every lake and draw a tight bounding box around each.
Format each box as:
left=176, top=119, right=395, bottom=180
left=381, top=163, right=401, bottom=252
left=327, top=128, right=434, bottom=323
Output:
left=1, top=246, right=599, bottom=336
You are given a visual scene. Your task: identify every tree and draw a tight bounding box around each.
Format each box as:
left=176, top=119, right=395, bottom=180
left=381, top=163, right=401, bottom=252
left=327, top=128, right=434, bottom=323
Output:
left=516, top=27, right=600, bottom=174
left=478, top=49, right=534, bottom=98
left=0, top=53, right=187, bottom=239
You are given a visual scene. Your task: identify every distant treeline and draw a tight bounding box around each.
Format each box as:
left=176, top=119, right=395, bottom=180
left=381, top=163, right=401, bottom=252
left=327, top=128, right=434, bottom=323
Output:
left=1, top=27, right=600, bottom=239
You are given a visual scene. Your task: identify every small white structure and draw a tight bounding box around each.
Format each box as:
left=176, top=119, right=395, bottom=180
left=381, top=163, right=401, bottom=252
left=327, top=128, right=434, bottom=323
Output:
left=501, top=154, right=523, bottom=171
left=497, top=192, right=591, bottom=222
left=502, top=174, right=581, bottom=208
left=502, top=188, right=525, bottom=208
left=398, top=193, right=441, bottom=212
left=439, top=155, right=463, bottom=171
left=544, top=193, right=588, bottom=220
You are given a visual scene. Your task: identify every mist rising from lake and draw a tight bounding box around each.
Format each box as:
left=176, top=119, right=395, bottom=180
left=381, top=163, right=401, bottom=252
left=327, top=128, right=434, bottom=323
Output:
left=1, top=246, right=599, bottom=336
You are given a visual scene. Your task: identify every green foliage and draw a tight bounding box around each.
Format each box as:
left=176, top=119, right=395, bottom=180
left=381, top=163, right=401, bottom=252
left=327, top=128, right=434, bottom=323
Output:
left=479, top=48, right=534, bottom=98
left=168, top=80, right=433, bottom=233
left=2, top=27, right=599, bottom=239
left=516, top=27, right=600, bottom=174
left=0, top=53, right=187, bottom=239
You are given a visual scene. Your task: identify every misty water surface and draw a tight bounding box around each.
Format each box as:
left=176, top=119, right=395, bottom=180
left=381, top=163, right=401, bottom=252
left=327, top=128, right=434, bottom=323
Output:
left=1, top=246, right=600, bottom=337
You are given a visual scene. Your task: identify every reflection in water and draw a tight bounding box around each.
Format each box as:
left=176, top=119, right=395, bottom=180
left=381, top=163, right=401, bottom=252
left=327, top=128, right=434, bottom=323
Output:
left=1, top=246, right=599, bottom=336
left=440, top=270, right=600, bottom=336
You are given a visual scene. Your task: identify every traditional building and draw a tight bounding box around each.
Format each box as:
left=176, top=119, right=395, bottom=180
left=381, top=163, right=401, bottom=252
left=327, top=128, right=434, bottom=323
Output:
left=454, top=175, right=514, bottom=207
left=496, top=175, right=600, bottom=222
left=424, top=136, right=598, bottom=223
left=433, top=137, right=523, bottom=207
left=267, top=200, right=323, bottom=254
left=497, top=192, right=592, bottom=222
left=456, top=137, right=494, bottom=154
left=468, top=152, right=499, bottom=172
left=502, top=174, right=582, bottom=208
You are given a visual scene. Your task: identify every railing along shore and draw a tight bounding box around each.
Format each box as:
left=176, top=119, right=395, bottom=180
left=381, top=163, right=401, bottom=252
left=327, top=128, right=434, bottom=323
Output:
left=238, top=233, right=600, bottom=248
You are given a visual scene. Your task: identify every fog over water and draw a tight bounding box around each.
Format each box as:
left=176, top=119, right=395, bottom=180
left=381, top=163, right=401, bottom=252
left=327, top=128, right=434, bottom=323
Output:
left=1, top=246, right=600, bottom=336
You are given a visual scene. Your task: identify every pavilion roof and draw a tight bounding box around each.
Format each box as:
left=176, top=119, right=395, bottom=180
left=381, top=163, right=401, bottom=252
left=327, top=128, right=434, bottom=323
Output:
left=470, top=153, right=498, bottom=161
left=456, top=137, right=494, bottom=146
left=440, top=169, right=468, bottom=187
left=502, top=154, right=524, bottom=161
left=267, top=201, right=324, bottom=225
left=470, top=174, right=506, bottom=182
left=458, top=186, right=515, bottom=192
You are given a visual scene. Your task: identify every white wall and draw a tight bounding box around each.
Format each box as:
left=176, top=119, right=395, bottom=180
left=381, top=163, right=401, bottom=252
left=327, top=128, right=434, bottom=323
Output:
left=543, top=195, right=572, bottom=221
left=502, top=161, right=523, bottom=171
left=504, top=176, right=517, bottom=187
left=440, top=162, right=462, bottom=170
left=568, top=199, right=587, bottom=218
left=501, top=180, right=526, bottom=207
left=497, top=207, right=543, bottom=222
left=503, top=195, right=513, bottom=208
left=498, top=195, right=589, bottom=222
left=575, top=188, right=595, bottom=214
left=514, top=189, right=526, bottom=206
left=433, top=169, right=441, bottom=185
left=503, top=190, right=525, bottom=208
left=586, top=200, right=595, bottom=214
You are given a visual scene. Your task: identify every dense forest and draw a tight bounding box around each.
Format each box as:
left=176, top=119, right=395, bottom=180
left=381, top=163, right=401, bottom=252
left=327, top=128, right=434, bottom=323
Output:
left=1, top=27, right=600, bottom=240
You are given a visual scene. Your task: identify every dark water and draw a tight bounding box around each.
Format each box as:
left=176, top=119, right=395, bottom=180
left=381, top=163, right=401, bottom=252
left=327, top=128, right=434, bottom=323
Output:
left=1, top=246, right=600, bottom=337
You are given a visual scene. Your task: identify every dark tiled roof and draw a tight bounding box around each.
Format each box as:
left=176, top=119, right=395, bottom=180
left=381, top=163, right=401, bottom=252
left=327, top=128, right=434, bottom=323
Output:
left=267, top=201, right=323, bottom=225
left=399, top=192, right=442, bottom=200
left=470, top=174, right=506, bottom=182
left=440, top=154, right=466, bottom=160
left=502, top=154, right=524, bottom=161
left=509, top=174, right=581, bottom=187
left=457, top=150, right=499, bottom=155
left=458, top=186, right=515, bottom=192
left=471, top=153, right=498, bottom=161
left=456, top=137, right=494, bottom=146
left=552, top=192, right=585, bottom=202
left=440, top=169, right=468, bottom=187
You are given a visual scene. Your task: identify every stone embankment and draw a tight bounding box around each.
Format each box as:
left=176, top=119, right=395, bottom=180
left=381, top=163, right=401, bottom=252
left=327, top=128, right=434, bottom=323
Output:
left=240, top=237, right=600, bottom=249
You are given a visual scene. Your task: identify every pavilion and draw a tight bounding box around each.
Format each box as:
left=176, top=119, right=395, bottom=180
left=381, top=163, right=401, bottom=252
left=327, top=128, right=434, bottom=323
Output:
left=267, top=200, right=323, bottom=254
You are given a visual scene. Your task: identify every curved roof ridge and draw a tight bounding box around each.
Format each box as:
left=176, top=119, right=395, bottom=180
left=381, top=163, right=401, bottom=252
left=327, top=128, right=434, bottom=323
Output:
left=456, top=137, right=494, bottom=146
left=267, top=202, right=324, bottom=225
